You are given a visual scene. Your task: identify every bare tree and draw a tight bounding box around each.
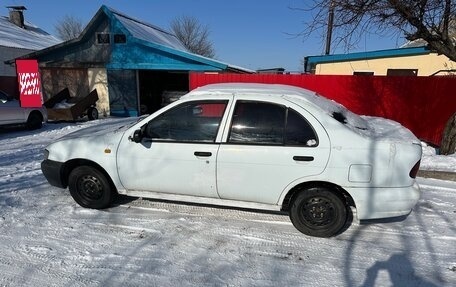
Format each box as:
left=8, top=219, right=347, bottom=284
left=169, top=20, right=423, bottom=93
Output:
left=295, top=0, right=456, bottom=61
left=54, top=15, right=84, bottom=41
left=170, top=15, right=215, bottom=58
left=441, top=112, right=456, bottom=154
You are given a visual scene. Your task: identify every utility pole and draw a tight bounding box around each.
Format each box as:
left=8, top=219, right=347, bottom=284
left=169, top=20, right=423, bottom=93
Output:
left=325, top=0, right=335, bottom=55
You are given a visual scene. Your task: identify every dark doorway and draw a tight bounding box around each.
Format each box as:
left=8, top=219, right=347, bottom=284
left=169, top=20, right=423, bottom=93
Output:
left=107, top=69, right=138, bottom=117
left=138, top=70, right=189, bottom=115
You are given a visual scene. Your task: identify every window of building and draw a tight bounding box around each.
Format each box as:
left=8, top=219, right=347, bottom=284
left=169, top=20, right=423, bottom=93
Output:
left=386, top=69, right=418, bottom=76
left=353, top=71, right=374, bottom=76
left=96, top=33, right=110, bottom=44
left=114, top=34, right=126, bottom=44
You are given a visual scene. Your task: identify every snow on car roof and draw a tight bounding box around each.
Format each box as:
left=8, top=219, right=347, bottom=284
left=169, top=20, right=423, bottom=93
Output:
left=190, top=83, right=311, bottom=96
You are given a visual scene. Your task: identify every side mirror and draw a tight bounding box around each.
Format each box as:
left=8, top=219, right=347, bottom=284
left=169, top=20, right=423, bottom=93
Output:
left=129, top=129, right=143, bottom=143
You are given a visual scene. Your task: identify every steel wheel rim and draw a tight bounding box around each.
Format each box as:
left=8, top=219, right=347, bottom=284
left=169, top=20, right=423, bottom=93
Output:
left=300, top=196, right=336, bottom=228
left=77, top=175, right=103, bottom=201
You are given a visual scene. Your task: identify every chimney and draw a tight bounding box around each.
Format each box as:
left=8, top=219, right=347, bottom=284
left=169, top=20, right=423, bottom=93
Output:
left=6, top=6, right=27, bottom=28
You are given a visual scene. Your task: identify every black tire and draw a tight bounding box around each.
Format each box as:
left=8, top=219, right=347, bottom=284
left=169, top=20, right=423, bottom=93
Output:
left=289, top=187, right=348, bottom=237
left=87, top=107, right=98, bottom=120
left=68, top=166, right=113, bottom=209
left=26, top=112, right=43, bottom=130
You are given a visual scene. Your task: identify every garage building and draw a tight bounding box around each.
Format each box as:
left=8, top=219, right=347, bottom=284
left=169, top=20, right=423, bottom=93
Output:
left=12, top=5, right=252, bottom=117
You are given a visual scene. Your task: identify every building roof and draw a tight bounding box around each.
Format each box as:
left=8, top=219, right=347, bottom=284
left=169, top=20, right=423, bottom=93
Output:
left=8, top=5, right=253, bottom=73
left=304, top=46, right=430, bottom=73
left=0, top=15, right=61, bottom=50
left=102, top=6, right=253, bottom=73
left=107, top=7, right=188, bottom=52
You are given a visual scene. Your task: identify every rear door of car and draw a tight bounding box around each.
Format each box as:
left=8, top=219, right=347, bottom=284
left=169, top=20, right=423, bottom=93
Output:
left=216, top=95, right=331, bottom=205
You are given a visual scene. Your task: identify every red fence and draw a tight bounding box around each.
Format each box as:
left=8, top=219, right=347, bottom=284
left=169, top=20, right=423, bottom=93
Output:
left=190, top=73, right=456, bottom=146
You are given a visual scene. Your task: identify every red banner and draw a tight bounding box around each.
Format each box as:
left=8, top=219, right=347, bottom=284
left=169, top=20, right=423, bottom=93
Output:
left=16, top=59, right=43, bottom=108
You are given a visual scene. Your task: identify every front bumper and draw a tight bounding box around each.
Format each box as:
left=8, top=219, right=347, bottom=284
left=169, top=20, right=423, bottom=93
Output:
left=41, top=159, right=66, bottom=188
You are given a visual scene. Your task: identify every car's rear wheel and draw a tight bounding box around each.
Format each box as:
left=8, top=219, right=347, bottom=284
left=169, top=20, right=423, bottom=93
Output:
left=289, top=187, right=348, bottom=237
left=26, top=112, right=43, bottom=130
left=68, top=166, right=113, bottom=209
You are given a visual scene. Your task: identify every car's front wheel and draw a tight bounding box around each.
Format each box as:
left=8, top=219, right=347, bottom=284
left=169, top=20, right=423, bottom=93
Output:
left=68, top=166, right=113, bottom=209
left=289, top=187, right=348, bottom=237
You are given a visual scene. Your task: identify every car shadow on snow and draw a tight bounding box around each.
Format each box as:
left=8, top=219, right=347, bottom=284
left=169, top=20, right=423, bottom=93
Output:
left=0, top=124, right=32, bottom=134
left=111, top=194, right=289, bottom=216
left=112, top=194, right=356, bottom=236
left=359, top=214, right=409, bottom=224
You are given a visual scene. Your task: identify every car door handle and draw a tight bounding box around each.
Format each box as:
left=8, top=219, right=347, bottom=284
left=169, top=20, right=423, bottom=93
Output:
left=293, top=156, right=314, bottom=162
left=194, top=151, right=212, bottom=157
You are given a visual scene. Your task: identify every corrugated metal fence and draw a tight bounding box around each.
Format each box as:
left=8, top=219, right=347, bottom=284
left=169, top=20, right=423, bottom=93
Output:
left=190, top=73, right=456, bottom=146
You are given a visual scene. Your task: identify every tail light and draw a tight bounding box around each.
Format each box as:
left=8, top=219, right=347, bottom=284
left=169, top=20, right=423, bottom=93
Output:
left=409, top=160, right=421, bottom=178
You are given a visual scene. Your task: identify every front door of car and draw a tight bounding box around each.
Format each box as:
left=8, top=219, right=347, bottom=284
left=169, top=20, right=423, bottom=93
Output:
left=117, top=99, right=230, bottom=198
left=216, top=99, right=331, bottom=205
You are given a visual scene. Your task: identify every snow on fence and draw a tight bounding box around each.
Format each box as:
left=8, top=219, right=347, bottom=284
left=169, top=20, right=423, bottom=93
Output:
left=190, top=73, right=456, bottom=146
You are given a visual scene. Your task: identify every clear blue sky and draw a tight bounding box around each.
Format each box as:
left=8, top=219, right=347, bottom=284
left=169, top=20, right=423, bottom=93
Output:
left=4, top=0, right=401, bottom=71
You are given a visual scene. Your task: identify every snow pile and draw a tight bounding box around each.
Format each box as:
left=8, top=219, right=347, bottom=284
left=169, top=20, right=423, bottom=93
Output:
left=53, top=100, right=75, bottom=109
left=421, top=142, right=456, bottom=172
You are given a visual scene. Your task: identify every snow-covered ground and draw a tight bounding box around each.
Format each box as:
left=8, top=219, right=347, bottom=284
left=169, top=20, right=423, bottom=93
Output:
left=421, top=142, right=456, bottom=172
left=0, top=118, right=455, bottom=287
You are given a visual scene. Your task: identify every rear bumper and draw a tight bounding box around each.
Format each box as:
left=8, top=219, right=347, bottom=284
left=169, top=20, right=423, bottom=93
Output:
left=347, top=182, right=421, bottom=220
left=41, top=159, right=66, bottom=188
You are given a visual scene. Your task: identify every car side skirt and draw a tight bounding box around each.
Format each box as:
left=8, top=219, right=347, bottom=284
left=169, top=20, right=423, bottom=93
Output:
left=121, top=190, right=283, bottom=212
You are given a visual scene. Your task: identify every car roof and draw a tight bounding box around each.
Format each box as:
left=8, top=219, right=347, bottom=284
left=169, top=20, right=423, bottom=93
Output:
left=187, top=83, right=317, bottom=98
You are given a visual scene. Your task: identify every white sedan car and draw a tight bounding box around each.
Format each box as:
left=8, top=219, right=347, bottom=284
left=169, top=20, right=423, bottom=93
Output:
left=0, top=90, right=47, bottom=129
left=41, top=83, right=422, bottom=237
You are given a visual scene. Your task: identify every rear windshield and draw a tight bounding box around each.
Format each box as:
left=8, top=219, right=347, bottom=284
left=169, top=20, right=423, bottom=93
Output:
left=287, top=92, right=369, bottom=131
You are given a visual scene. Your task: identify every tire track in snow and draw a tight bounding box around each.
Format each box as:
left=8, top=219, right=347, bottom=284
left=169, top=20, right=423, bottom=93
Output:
left=0, top=242, right=101, bottom=287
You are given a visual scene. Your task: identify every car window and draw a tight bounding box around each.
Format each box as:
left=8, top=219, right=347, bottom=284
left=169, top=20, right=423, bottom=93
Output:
left=285, top=109, right=318, bottom=147
left=144, top=100, right=228, bottom=142
left=229, top=101, right=286, bottom=145
left=228, top=101, right=318, bottom=147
